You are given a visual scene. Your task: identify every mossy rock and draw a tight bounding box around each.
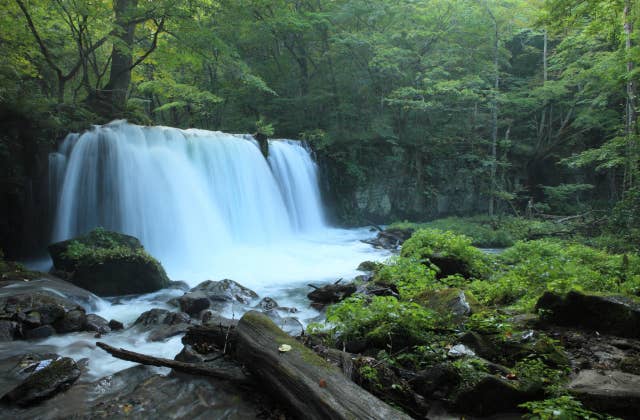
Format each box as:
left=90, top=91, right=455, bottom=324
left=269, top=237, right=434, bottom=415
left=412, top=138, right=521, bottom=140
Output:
left=414, top=288, right=481, bottom=320
left=48, top=228, right=169, bottom=296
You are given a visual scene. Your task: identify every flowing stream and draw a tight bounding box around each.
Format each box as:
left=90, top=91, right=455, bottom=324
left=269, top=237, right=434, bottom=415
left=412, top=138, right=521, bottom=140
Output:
left=29, top=120, right=390, bottom=378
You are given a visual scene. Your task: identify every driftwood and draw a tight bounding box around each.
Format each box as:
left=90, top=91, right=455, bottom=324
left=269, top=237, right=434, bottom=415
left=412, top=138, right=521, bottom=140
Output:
left=95, top=342, right=248, bottom=384
left=235, top=311, right=411, bottom=420
left=182, top=319, right=238, bottom=354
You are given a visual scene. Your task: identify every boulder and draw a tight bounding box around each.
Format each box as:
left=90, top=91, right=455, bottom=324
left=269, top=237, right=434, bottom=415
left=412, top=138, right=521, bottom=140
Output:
left=0, top=320, right=17, bottom=341
left=133, top=308, right=191, bottom=341
left=23, top=325, right=56, bottom=340
left=415, top=288, right=479, bottom=319
left=53, top=309, right=87, bottom=333
left=48, top=228, right=169, bottom=296
left=1, top=357, right=81, bottom=406
left=108, top=319, right=124, bottom=330
left=453, top=375, right=542, bottom=416
left=307, top=282, right=356, bottom=304
left=177, top=279, right=258, bottom=315
left=363, top=228, right=415, bottom=250
left=84, top=314, right=111, bottom=334
left=536, top=291, right=640, bottom=338
left=357, top=261, right=382, bottom=272
left=255, top=297, right=279, bottom=311
left=410, top=363, right=461, bottom=399
left=568, top=370, right=640, bottom=418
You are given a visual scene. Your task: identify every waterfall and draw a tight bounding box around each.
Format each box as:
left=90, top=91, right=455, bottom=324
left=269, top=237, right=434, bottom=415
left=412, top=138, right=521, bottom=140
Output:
left=50, top=121, right=327, bottom=275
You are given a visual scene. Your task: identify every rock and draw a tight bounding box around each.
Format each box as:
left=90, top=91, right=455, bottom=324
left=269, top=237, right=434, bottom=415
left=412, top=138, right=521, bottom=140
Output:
left=255, top=297, right=279, bottom=311
left=190, top=279, right=259, bottom=304
left=1, top=357, right=81, bottom=406
left=363, top=228, right=415, bottom=250
left=448, top=344, right=477, bottom=358
left=307, top=282, right=356, bottom=304
left=84, top=314, right=111, bottom=334
left=411, top=363, right=461, bottom=398
left=183, top=316, right=239, bottom=354
left=427, top=253, right=473, bottom=279
left=272, top=315, right=304, bottom=336
left=108, top=319, right=124, bottom=330
left=167, top=280, right=190, bottom=291
left=0, top=320, right=17, bottom=341
left=458, top=331, right=497, bottom=360
left=47, top=228, right=170, bottom=296
left=415, top=288, right=479, bottom=319
left=133, top=308, right=191, bottom=341
left=0, top=274, right=102, bottom=311
left=176, top=291, right=211, bottom=316
left=23, top=325, right=56, bottom=340
left=53, top=309, right=87, bottom=333
left=536, top=291, right=640, bottom=338
left=357, top=261, right=381, bottom=272
left=174, top=345, right=209, bottom=363
left=453, top=375, right=542, bottom=416
left=177, top=279, right=258, bottom=315
left=568, top=370, right=640, bottom=418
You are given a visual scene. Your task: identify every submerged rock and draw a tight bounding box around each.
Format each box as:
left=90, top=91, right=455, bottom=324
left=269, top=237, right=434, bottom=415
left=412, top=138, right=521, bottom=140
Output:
left=48, top=228, right=170, bottom=296
left=536, top=291, right=640, bottom=338
left=1, top=357, right=81, bottom=406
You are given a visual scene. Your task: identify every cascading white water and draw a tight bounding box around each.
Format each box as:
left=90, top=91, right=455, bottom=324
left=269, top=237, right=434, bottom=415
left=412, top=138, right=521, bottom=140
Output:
left=50, top=120, right=327, bottom=276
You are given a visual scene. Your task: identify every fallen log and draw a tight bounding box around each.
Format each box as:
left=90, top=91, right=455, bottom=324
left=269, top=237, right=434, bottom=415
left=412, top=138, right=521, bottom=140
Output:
left=95, top=342, right=248, bottom=384
left=235, top=311, right=412, bottom=420
left=307, top=282, right=356, bottom=304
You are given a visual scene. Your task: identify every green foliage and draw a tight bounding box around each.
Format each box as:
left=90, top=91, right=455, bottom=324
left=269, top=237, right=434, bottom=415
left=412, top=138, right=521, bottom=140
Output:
left=521, top=395, right=617, bottom=420
left=255, top=116, right=275, bottom=137
left=326, top=295, right=436, bottom=348
left=374, top=256, right=438, bottom=298
left=400, top=228, right=493, bottom=279
left=469, top=239, right=640, bottom=309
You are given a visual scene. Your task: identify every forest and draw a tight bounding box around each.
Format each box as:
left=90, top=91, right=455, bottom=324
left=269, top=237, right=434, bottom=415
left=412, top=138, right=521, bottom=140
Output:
left=1, top=0, right=640, bottom=419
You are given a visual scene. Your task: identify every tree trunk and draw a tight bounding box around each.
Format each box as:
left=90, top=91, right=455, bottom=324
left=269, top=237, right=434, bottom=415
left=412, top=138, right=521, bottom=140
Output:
left=103, top=0, right=139, bottom=110
left=488, top=9, right=499, bottom=217
left=624, top=0, right=637, bottom=189
left=235, top=311, right=412, bottom=420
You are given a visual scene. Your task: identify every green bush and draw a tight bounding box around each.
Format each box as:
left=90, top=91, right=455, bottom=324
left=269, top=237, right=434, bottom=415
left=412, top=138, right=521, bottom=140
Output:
left=400, top=228, right=493, bottom=279
left=469, top=239, right=640, bottom=309
left=521, top=395, right=615, bottom=420
left=374, top=256, right=438, bottom=298
left=326, top=295, right=436, bottom=348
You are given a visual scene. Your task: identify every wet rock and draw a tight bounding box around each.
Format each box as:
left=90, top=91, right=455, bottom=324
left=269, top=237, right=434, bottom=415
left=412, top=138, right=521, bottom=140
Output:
left=177, top=279, right=258, bottom=315
left=568, top=370, right=640, bottom=418
left=23, top=325, right=56, bottom=340
left=411, top=363, right=461, bottom=398
left=167, top=280, right=190, bottom=291
left=357, top=261, right=382, bottom=272
left=458, top=331, right=497, bottom=360
left=190, top=279, right=259, bottom=304
left=1, top=357, right=80, bottom=406
left=108, top=319, right=124, bottom=330
left=363, top=228, right=414, bottom=250
left=307, top=282, right=356, bottom=304
left=447, top=344, right=476, bottom=358
left=48, top=228, right=170, bottom=296
left=53, top=309, right=87, bottom=333
left=84, top=314, right=111, bottom=334
left=177, top=291, right=211, bottom=316
left=453, top=375, right=542, bottom=416
left=174, top=345, right=209, bottom=363
left=133, top=308, right=191, bottom=342
left=0, top=320, right=17, bottom=341
left=0, top=275, right=101, bottom=311
left=255, top=297, right=278, bottom=311
left=536, top=291, right=640, bottom=338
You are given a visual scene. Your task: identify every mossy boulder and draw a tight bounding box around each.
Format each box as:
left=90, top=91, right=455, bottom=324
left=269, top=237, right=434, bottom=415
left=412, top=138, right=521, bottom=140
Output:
left=48, top=228, right=169, bottom=296
left=414, top=288, right=480, bottom=320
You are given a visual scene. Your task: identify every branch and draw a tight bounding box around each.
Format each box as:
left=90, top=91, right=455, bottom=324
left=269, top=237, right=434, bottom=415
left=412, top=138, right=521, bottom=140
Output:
left=14, top=0, right=63, bottom=78
left=128, top=17, right=165, bottom=71
left=96, top=341, right=249, bottom=384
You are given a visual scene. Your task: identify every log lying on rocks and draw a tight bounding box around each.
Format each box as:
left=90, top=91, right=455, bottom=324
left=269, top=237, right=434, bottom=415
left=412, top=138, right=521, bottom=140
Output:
left=182, top=315, right=238, bottom=354
left=95, top=342, right=248, bottom=384
left=235, top=311, right=411, bottom=420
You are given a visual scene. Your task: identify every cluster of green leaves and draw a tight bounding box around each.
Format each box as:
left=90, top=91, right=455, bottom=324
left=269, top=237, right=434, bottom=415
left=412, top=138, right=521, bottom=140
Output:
left=326, top=295, right=436, bottom=348
left=469, top=239, right=640, bottom=309
left=390, top=216, right=563, bottom=248
left=521, top=395, right=617, bottom=420
left=400, top=228, right=493, bottom=278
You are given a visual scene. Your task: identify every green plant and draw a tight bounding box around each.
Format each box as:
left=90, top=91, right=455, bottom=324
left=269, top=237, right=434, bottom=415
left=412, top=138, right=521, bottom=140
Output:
left=521, top=395, right=618, bottom=419
left=400, top=228, right=493, bottom=279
